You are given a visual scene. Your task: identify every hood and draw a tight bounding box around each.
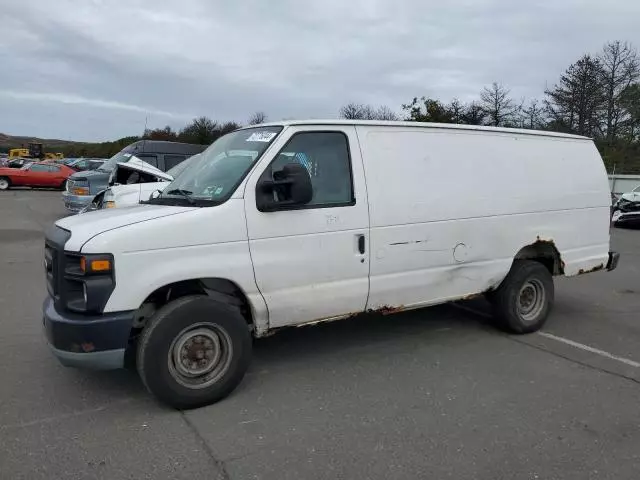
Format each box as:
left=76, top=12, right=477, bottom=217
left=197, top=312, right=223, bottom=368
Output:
left=57, top=203, right=197, bottom=251
left=116, top=157, right=173, bottom=181
left=69, top=169, right=110, bottom=181
left=620, top=192, right=640, bottom=203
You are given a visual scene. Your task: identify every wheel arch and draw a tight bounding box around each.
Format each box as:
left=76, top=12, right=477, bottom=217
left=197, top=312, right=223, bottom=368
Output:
left=513, top=239, right=565, bottom=276
left=131, top=277, right=262, bottom=335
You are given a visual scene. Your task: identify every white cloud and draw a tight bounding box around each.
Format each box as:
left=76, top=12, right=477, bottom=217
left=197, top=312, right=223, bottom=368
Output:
left=0, top=90, right=192, bottom=119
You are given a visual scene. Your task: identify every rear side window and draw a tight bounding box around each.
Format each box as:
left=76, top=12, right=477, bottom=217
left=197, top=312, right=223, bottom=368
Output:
left=269, top=132, right=354, bottom=207
left=136, top=154, right=158, bottom=167
left=30, top=164, right=49, bottom=172
left=48, top=165, right=61, bottom=172
left=164, top=155, right=186, bottom=170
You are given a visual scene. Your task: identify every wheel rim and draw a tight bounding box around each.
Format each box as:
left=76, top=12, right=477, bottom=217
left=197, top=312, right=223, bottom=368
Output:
left=167, top=323, right=233, bottom=389
left=0, top=179, right=8, bottom=190
left=517, top=279, right=546, bottom=322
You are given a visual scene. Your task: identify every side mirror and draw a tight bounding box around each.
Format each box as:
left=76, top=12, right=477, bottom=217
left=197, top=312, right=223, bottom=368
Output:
left=256, top=162, right=313, bottom=212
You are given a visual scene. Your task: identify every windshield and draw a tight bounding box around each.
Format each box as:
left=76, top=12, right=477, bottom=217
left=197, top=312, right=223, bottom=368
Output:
left=98, top=151, right=136, bottom=172
left=147, top=126, right=282, bottom=206
left=167, top=154, right=200, bottom=179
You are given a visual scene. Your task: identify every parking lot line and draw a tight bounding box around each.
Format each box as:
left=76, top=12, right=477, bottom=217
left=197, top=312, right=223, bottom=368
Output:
left=537, top=331, right=640, bottom=368
left=452, top=302, right=640, bottom=369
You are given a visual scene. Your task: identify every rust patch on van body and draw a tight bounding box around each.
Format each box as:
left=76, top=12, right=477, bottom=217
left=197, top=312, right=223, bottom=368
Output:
left=368, top=305, right=405, bottom=315
left=520, top=238, right=565, bottom=275
left=578, top=264, right=604, bottom=275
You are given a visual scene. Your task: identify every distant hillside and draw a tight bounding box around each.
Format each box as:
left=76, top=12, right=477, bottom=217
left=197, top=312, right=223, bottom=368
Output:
left=0, top=133, right=80, bottom=152
left=0, top=133, right=139, bottom=158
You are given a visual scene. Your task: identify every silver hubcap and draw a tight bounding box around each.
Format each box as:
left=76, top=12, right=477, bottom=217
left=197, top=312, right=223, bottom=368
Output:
left=167, top=323, right=233, bottom=389
left=517, top=279, right=545, bottom=322
left=0, top=179, right=8, bottom=189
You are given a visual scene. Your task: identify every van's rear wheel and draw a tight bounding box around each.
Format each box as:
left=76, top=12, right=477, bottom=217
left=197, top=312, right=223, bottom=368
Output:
left=137, top=296, right=251, bottom=409
left=489, top=260, right=554, bottom=334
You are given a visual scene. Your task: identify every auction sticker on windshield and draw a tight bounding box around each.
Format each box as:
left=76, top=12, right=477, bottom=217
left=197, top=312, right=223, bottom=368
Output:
left=246, top=131, right=277, bottom=142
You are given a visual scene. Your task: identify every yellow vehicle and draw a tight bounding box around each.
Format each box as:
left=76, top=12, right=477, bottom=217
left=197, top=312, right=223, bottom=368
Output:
left=9, top=144, right=63, bottom=161
left=9, top=148, right=29, bottom=159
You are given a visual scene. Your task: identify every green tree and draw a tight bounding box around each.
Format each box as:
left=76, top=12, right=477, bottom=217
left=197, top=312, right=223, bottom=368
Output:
left=545, top=55, right=605, bottom=137
left=178, top=117, right=219, bottom=145
left=402, top=97, right=453, bottom=123
left=143, top=126, right=178, bottom=141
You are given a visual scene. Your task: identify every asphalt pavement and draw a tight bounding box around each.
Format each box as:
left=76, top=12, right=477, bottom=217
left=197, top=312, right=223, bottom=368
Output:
left=1, top=189, right=639, bottom=480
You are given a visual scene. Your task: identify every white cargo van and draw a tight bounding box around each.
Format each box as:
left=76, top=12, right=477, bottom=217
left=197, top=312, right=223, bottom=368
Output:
left=43, top=120, right=618, bottom=408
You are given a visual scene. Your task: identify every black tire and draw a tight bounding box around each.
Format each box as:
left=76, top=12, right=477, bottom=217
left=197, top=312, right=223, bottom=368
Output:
left=0, top=176, right=10, bottom=190
left=488, top=260, right=554, bottom=334
left=137, top=295, right=252, bottom=409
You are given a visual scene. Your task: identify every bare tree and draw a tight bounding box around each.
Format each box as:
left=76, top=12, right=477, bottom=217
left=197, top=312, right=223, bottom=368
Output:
left=340, top=103, right=369, bottom=119
left=339, top=103, right=398, bottom=120
left=599, top=41, right=639, bottom=141
left=374, top=105, right=399, bottom=121
left=248, top=111, right=268, bottom=125
left=520, top=100, right=547, bottom=129
left=480, top=82, right=519, bottom=126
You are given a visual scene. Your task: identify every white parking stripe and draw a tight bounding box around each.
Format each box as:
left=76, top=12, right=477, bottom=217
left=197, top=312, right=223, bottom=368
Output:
left=537, top=332, right=640, bottom=368
left=451, top=303, right=640, bottom=369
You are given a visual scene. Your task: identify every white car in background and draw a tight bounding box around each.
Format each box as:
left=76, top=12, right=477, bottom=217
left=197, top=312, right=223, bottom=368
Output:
left=612, top=184, right=640, bottom=226
left=84, top=154, right=200, bottom=211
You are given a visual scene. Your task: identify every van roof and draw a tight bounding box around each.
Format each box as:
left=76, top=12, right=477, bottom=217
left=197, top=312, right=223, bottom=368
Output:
left=123, top=140, right=208, bottom=155
left=245, top=120, right=590, bottom=141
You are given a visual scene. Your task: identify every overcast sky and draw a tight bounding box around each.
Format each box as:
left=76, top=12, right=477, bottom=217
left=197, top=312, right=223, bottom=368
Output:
left=1, top=0, right=639, bottom=141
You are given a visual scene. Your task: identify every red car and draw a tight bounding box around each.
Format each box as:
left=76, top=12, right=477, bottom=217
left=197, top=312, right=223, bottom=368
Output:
left=0, top=162, right=75, bottom=190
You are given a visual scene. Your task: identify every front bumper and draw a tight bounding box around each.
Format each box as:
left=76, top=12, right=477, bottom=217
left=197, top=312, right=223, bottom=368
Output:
left=62, top=191, right=93, bottom=213
left=43, top=296, right=134, bottom=370
left=612, top=210, right=640, bottom=226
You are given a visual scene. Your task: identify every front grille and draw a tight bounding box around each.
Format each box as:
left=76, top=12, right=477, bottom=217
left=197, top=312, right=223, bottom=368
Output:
left=44, top=225, right=72, bottom=308
left=44, top=244, right=56, bottom=296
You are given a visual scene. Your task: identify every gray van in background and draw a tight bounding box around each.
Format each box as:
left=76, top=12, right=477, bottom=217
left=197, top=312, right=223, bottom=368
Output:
left=62, top=140, right=207, bottom=213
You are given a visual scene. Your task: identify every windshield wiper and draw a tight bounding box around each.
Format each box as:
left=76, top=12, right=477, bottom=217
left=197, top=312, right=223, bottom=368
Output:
left=165, top=189, right=196, bottom=205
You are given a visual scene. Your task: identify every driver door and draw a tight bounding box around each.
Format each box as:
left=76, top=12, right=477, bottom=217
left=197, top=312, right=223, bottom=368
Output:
left=244, top=126, right=370, bottom=328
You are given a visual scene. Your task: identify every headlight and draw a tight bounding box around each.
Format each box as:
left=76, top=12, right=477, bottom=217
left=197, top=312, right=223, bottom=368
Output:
left=64, top=253, right=115, bottom=313
left=104, top=200, right=116, bottom=209
left=72, top=186, right=90, bottom=195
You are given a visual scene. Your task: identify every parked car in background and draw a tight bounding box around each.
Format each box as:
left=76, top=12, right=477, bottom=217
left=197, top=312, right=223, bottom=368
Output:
left=7, top=158, right=33, bottom=169
left=67, top=158, right=106, bottom=172
left=0, top=162, right=75, bottom=190
left=63, top=141, right=207, bottom=213
left=82, top=154, right=201, bottom=212
left=611, top=185, right=640, bottom=226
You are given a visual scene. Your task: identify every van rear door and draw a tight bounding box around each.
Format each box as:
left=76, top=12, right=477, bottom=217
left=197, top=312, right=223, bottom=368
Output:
left=244, top=126, right=370, bottom=328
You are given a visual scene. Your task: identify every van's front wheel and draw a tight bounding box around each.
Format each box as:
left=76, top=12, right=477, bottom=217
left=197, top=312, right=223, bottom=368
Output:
left=137, top=296, right=252, bottom=409
left=489, top=260, right=554, bottom=334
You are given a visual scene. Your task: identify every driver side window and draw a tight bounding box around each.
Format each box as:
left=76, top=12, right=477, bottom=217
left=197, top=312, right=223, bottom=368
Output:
left=267, top=132, right=354, bottom=208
